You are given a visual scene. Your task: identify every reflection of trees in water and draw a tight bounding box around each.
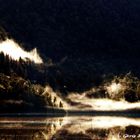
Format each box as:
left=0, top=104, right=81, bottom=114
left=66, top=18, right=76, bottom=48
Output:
left=0, top=117, right=140, bottom=140
left=51, top=117, right=140, bottom=140
left=52, top=126, right=140, bottom=140
left=0, top=118, right=64, bottom=140
left=0, top=129, right=42, bottom=140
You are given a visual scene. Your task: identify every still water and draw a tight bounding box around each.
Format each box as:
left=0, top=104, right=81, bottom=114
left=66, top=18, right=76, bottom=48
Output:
left=0, top=116, right=140, bottom=140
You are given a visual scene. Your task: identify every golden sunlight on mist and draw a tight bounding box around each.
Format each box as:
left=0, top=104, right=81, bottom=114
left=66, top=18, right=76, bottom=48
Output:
left=105, top=82, right=126, bottom=98
left=0, top=39, right=43, bottom=63
left=107, top=82, right=123, bottom=95
left=68, top=93, right=140, bottom=110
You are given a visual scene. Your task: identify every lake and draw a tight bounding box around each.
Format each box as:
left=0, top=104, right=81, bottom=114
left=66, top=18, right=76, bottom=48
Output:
left=0, top=116, right=140, bottom=140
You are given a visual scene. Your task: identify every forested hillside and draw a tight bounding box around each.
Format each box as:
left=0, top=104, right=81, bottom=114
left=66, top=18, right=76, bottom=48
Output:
left=0, top=28, right=66, bottom=112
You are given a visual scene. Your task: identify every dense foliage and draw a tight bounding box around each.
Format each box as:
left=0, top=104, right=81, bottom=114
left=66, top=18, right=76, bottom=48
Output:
left=0, top=72, right=65, bottom=112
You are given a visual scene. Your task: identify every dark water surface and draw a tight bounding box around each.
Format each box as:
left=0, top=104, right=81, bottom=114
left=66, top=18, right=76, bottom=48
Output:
left=0, top=116, right=140, bottom=140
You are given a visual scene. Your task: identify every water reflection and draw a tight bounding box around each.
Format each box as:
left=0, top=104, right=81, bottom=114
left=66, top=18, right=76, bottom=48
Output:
left=0, top=117, right=140, bottom=140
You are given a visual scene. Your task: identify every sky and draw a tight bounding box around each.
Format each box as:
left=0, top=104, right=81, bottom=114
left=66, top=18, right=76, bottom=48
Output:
left=0, top=0, right=140, bottom=59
